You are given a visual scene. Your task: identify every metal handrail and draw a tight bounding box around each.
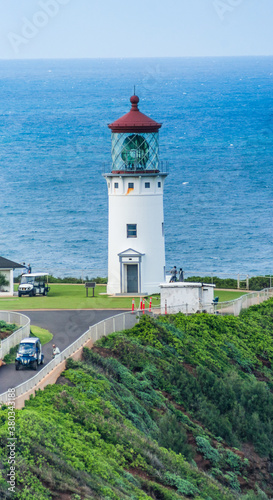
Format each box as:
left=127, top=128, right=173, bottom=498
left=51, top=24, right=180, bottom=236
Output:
left=0, top=312, right=30, bottom=360
left=214, top=287, right=273, bottom=316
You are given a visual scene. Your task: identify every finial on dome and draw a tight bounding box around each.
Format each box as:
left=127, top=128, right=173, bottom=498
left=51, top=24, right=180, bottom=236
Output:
left=130, top=94, right=139, bottom=110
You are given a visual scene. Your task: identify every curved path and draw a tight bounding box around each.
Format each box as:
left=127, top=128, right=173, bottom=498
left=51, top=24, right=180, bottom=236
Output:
left=0, top=310, right=124, bottom=395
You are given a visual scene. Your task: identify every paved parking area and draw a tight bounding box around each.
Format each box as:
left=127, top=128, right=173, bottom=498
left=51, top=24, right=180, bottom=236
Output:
left=0, top=310, right=124, bottom=395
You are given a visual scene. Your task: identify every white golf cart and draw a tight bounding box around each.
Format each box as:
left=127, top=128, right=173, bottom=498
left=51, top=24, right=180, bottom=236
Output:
left=18, top=273, right=50, bottom=297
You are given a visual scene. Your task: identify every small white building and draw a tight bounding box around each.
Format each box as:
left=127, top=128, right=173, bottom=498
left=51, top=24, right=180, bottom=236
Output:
left=160, top=282, right=215, bottom=315
left=0, top=257, right=24, bottom=297
left=104, top=95, right=168, bottom=295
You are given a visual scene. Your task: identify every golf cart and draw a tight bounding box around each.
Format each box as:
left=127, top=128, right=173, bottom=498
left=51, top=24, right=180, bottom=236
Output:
left=18, top=273, right=50, bottom=297
left=15, top=337, right=44, bottom=370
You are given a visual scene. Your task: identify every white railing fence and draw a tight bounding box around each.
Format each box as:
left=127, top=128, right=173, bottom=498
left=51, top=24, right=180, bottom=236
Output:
left=160, top=288, right=273, bottom=317
left=215, top=288, right=273, bottom=316
left=0, top=312, right=30, bottom=360
left=160, top=302, right=214, bottom=315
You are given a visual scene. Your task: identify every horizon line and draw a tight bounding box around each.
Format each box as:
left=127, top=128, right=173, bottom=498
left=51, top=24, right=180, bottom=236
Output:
left=0, top=54, right=273, bottom=62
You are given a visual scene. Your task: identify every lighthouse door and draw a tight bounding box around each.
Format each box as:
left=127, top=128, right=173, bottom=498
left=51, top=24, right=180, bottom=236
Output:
left=127, top=265, right=138, bottom=293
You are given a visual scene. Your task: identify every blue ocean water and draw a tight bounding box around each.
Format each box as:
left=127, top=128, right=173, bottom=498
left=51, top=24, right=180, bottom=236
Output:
left=0, top=57, right=272, bottom=278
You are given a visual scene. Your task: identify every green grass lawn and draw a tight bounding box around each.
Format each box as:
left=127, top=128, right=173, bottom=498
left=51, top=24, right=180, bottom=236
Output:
left=30, top=325, right=53, bottom=344
left=0, top=284, right=135, bottom=310
left=0, top=284, right=249, bottom=311
left=215, top=290, right=248, bottom=302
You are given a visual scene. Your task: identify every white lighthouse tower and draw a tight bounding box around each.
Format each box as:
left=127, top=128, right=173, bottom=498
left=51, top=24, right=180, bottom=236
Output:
left=104, top=95, right=168, bottom=295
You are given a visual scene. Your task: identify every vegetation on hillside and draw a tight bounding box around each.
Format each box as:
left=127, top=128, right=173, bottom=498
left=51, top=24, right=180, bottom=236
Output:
left=1, top=301, right=273, bottom=498
left=14, top=275, right=108, bottom=284
left=185, top=275, right=272, bottom=291
left=13, top=273, right=273, bottom=290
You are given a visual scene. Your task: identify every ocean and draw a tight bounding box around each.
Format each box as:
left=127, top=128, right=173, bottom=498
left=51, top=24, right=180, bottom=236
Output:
left=0, top=57, right=272, bottom=279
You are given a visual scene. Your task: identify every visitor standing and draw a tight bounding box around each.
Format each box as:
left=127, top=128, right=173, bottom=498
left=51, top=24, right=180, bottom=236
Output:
left=52, top=344, right=61, bottom=358
left=169, top=266, right=177, bottom=282
left=22, top=263, right=28, bottom=275
left=178, top=268, right=184, bottom=282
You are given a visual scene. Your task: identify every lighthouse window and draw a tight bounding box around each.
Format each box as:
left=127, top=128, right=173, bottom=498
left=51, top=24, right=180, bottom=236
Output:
left=128, top=183, right=134, bottom=189
left=127, top=224, right=137, bottom=238
left=114, top=182, right=119, bottom=188
left=145, top=182, right=150, bottom=188
left=158, top=182, right=161, bottom=188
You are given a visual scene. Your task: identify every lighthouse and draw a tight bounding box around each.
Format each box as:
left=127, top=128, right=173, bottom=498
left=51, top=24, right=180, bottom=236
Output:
left=103, top=95, right=168, bottom=295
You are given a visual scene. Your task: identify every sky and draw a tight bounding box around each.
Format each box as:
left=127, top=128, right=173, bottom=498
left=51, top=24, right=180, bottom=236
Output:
left=0, top=0, right=273, bottom=59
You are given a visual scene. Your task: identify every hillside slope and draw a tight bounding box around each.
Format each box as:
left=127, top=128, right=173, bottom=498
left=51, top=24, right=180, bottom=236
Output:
left=1, top=300, right=273, bottom=499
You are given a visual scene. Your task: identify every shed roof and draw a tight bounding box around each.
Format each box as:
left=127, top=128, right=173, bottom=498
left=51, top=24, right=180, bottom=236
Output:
left=0, top=257, right=24, bottom=269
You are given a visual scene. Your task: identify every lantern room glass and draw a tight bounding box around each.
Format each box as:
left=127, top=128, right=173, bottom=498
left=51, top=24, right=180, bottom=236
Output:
left=111, top=132, right=159, bottom=171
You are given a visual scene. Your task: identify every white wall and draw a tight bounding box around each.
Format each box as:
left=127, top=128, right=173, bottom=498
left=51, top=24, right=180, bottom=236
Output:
left=160, top=282, right=215, bottom=314
left=105, top=174, right=167, bottom=295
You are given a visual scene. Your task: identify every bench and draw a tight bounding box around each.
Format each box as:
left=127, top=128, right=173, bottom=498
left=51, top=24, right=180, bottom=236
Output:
left=85, top=282, right=96, bottom=297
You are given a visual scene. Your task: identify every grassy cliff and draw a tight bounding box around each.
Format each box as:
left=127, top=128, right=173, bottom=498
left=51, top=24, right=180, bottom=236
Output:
left=1, top=301, right=273, bottom=499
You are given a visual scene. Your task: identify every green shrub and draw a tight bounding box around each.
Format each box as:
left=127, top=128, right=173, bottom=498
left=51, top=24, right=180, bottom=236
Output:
left=164, top=472, right=200, bottom=496
left=157, top=412, right=193, bottom=460
left=224, top=450, right=242, bottom=472
left=3, top=344, right=19, bottom=364
left=223, top=472, right=241, bottom=492
left=0, top=320, right=17, bottom=332
left=184, top=275, right=273, bottom=291
left=196, top=437, right=220, bottom=466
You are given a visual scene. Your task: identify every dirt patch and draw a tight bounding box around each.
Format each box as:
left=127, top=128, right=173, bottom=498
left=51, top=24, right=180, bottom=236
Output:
left=126, top=468, right=176, bottom=494
left=91, top=346, right=118, bottom=359
left=56, top=376, right=75, bottom=387
left=252, top=368, right=270, bottom=383
left=0, top=330, right=15, bottom=340
left=126, top=467, right=155, bottom=482
left=241, top=443, right=273, bottom=494
left=161, top=390, right=207, bottom=430
left=193, top=452, right=212, bottom=471
left=92, top=346, right=110, bottom=357
left=257, top=356, right=271, bottom=369
left=183, top=362, right=197, bottom=376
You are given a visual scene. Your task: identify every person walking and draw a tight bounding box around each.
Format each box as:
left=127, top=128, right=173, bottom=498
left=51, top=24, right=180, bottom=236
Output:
left=52, top=344, right=61, bottom=358
left=169, top=266, right=177, bottom=282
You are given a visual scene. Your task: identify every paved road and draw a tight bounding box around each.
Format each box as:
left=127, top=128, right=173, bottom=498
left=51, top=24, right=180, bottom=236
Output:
left=0, top=310, right=124, bottom=395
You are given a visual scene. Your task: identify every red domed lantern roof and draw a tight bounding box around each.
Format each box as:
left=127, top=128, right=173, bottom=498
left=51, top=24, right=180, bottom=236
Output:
left=108, top=95, right=162, bottom=133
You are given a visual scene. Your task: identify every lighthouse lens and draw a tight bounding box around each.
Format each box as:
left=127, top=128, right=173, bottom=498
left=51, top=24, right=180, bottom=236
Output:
left=121, top=134, right=149, bottom=170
